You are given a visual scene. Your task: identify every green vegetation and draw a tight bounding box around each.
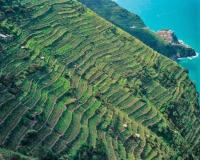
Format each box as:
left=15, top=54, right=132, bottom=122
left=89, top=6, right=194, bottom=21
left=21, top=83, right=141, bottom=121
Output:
left=78, top=0, right=196, bottom=58
left=0, top=0, right=199, bottom=159
left=0, top=148, right=32, bottom=160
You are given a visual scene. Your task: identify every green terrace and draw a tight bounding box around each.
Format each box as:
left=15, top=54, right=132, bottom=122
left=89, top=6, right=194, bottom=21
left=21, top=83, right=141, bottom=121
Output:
left=0, top=0, right=199, bottom=159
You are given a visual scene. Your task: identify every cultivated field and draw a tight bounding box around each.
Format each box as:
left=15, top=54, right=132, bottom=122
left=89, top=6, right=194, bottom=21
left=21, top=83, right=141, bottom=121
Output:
left=0, top=0, right=199, bottom=159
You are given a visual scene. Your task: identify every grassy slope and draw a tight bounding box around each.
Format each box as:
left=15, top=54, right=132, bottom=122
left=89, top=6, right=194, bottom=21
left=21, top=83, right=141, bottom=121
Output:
left=0, top=0, right=199, bottom=159
left=78, top=0, right=196, bottom=58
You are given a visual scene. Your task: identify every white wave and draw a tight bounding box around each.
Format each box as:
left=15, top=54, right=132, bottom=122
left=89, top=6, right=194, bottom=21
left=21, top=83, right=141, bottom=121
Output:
left=178, top=39, right=191, bottom=48
left=177, top=57, right=184, bottom=60
left=176, top=53, right=199, bottom=60
left=178, top=39, right=184, bottom=44
left=188, top=52, right=199, bottom=59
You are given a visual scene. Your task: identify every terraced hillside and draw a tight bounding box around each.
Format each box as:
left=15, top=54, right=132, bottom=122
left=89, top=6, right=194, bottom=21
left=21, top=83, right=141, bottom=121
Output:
left=78, top=0, right=196, bottom=58
left=0, top=0, right=199, bottom=159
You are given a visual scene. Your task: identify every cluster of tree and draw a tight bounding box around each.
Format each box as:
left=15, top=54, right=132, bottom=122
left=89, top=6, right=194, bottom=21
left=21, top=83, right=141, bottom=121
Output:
left=149, top=122, right=196, bottom=159
left=0, top=0, right=32, bottom=36
left=0, top=74, right=22, bottom=94
left=19, top=139, right=108, bottom=159
left=72, top=140, right=108, bottom=160
left=18, top=145, right=58, bottom=160
left=158, top=71, right=177, bottom=88
left=0, top=0, right=28, bottom=19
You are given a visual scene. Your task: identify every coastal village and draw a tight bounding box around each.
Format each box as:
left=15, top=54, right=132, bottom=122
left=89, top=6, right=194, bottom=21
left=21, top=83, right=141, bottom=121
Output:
left=157, top=29, right=189, bottom=47
left=156, top=29, right=197, bottom=58
left=157, top=30, right=178, bottom=44
left=129, top=25, right=196, bottom=57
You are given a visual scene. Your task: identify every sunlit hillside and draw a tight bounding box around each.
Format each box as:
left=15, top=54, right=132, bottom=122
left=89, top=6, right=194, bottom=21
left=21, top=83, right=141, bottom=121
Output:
left=0, top=0, right=199, bottom=159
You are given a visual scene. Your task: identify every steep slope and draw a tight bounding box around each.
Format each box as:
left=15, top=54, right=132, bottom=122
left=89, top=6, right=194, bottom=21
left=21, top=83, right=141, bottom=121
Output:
left=0, top=0, right=28, bottom=33
left=0, top=0, right=199, bottom=159
left=78, top=0, right=196, bottom=58
left=0, top=148, right=30, bottom=160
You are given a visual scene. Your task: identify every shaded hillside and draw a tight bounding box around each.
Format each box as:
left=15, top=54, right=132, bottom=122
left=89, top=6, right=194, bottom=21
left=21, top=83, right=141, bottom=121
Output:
left=0, top=0, right=199, bottom=159
left=0, top=0, right=29, bottom=35
left=78, top=0, right=196, bottom=58
left=0, top=0, right=25, bottom=21
left=0, top=148, right=30, bottom=160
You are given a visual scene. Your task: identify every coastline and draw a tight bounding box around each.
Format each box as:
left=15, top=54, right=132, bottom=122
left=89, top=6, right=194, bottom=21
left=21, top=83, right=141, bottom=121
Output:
left=174, top=38, right=197, bottom=59
left=176, top=39, right=198, bottom=60
left=178, top=39, right=190, bottom=48
left=176, top=52, right=199, bottom=60
left=116, top=0, right=200, bottom=100
left=187, top=52, right=199, bottom=59
left=156, top=30, right=197, bottom=59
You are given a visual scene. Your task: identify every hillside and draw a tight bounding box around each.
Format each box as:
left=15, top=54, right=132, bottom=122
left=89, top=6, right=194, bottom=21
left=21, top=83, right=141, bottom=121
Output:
left=0, top=0, right=199, bottom=159
left=0, top=148, right=31, bottom=160
left=78, top=0, right=196, bottom=58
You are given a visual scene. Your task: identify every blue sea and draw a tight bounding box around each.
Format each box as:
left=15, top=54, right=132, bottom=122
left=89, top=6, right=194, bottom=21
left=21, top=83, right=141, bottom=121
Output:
left=117, top=0, right=200, bottom=98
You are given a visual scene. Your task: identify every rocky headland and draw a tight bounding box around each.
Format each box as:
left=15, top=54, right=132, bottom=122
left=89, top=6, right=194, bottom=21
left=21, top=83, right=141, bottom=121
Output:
left=157, top=29, right=197, bottom=58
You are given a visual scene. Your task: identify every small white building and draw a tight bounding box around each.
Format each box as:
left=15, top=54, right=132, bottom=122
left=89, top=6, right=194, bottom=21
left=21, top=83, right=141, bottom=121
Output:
left=123, top=124, right=127, bottom=128
left=21, top=46, right=28, bottom=49
left=40, top=56, right=45, bottom=60
left=135, top=133, right=140, bottom=138
left=0, top=34, right=13, bottom=42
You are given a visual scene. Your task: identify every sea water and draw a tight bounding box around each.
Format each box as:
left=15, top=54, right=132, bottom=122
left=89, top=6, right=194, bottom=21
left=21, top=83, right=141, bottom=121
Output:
left=116, top=0, right=200, bottom=98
